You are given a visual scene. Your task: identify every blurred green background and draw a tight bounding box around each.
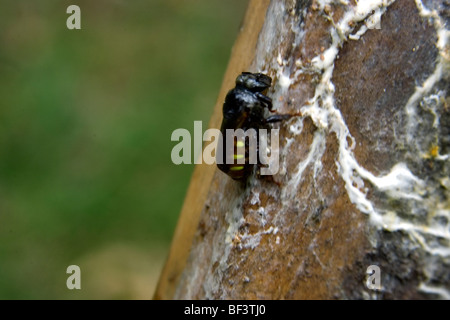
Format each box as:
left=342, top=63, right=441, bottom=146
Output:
left=0, top=0, right=248, bottom=299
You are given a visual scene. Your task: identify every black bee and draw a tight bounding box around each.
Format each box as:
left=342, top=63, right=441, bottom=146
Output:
left=216, top=72, right=290, bottom=181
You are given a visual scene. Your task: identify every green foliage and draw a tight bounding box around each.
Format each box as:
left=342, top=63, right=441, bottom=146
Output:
left=0, top=0, right=247, bottom=299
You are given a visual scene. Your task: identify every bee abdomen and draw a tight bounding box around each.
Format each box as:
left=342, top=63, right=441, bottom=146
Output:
left=218, top=138, right=252, bottom=180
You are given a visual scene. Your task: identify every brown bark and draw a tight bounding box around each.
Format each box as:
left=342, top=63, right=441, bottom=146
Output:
left=156, top=0, right=450, bottom=299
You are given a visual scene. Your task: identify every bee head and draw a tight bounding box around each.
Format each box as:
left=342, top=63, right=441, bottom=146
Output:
left=236, top=72, right=272, bottom=92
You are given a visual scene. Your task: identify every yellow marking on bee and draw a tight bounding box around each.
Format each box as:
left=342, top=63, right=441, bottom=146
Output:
left=236, top=141, right=245, bottom=148
left=230, top=166, right=244, bottom=171
left=234, top=154, right=244, bottom=160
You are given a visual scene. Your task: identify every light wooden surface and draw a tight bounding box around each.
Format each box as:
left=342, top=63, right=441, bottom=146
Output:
left=153, top=0, right=271, bottom=300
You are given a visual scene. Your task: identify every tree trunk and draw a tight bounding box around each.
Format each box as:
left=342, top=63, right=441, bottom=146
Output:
left=155, top=0, right=450, bottom=299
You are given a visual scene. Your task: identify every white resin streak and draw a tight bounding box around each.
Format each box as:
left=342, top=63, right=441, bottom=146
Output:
left=313, top=0, right=448, bottom=299
left=263, top=0, right=449, bottom=298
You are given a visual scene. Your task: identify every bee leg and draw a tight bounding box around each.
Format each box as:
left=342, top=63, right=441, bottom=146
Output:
left=265, top=111, right=302, bottom=124
left=265, top=114, right=292, bottom=123
left=256, top=168, right=281, bottom=186
left=255, top=161, right=281, bottom=186
left=255, top=92, right=273, bottom=110
left=255, top=162, right=268, bottom=178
